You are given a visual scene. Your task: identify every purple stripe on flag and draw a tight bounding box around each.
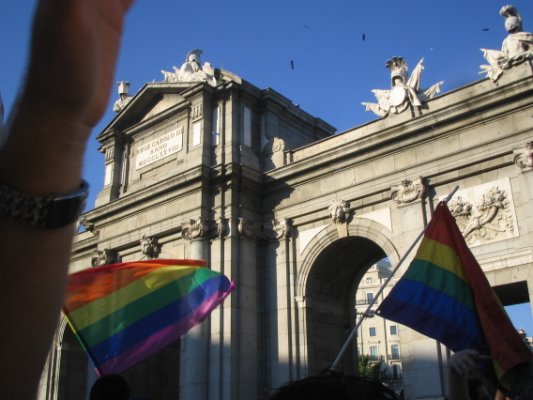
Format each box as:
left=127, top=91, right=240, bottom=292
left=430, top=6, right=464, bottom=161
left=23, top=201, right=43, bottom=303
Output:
left=96, top=288, right=231, bottom=375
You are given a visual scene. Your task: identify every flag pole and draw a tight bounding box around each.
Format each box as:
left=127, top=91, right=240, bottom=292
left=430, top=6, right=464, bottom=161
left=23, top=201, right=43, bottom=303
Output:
left=330, top=186, right=459, bottom=370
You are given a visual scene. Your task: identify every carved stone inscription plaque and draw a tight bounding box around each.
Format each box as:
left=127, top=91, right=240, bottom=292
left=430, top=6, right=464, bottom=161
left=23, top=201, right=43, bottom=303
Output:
left=135, top=126, right=183, bottom=170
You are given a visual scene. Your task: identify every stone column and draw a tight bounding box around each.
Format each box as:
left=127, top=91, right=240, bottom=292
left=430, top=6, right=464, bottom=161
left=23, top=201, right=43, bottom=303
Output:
left=207, top=218, right=232, bottom=400
left=180, top=218, right=209, bottom=400
left=263, top=219, right=294, bottom=389
left=235, top=218, right=260, bottom=399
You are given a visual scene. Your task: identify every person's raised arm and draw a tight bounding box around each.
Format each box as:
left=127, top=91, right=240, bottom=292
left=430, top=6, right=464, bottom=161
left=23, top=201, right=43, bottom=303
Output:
left=0, top=0, right=132, bottom=398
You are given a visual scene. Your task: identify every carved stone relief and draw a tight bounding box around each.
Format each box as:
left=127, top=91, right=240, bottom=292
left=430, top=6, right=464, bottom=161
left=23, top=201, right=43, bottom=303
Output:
left=237, top=218, right=263, bottom=240
left=272, top=218, right=291, bottom=240
left=446, top=179, right=519, bottom=247
left=141, top=235, right=161, bottom=259
left=209, top=217, right=230, bottom=239
left=391, top=177, right=426, bottom=205
left=514, top=141, right=533, bottom=172
left=237, top=217, right=291, bottom=241
left=79, top=216, right=97, bottom=234
left=329, top=200, right=353, bottom=225
left=181, top=218, right=207, bottom=240
left=91, top=249, right=119, bottom=267
left=179, top=217, right=231, bottom=241
left=329, top=200, right=353, bottom=238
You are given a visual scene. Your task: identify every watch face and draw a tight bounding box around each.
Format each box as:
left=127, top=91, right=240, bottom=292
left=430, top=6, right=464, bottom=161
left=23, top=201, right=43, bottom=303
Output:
left=389, top=86, right=407, bottom=107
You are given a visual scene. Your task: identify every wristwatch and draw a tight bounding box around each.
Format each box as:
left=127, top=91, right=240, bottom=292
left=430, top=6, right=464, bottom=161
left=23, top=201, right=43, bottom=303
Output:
left=0, top=180, right=89, bottom=229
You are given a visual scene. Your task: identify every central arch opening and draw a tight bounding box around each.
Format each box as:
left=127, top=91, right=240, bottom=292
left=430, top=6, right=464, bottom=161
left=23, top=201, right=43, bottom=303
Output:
left=305, top=236, right=386, bottom=375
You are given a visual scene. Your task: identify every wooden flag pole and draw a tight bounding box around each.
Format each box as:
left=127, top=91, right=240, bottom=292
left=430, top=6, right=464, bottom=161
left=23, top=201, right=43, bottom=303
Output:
left=330, top=186, right=459, bottom=370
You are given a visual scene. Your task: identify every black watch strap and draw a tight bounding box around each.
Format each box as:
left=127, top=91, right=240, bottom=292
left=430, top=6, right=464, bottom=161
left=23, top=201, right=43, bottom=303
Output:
left=0, top=180, right=89, bottom=229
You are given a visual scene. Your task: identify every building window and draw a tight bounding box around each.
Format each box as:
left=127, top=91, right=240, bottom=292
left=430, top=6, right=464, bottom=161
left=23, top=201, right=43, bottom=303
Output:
left=366, top=292, right=374, bottom=304
left=369, top=345, right=379, bottom=360
left=366, top=277, right=373, bottom=285
left=192, top=120, right=202, bottom=146
left=212, top=105, right=221, bottom=146
left=104, top=163, right=113, bottom=186
left=120, top=151, right=128, bottom=186
left=390, top=344, right=400, bottom=360
left=243, top=106, right=252, bottom=147
left=389, top=325, right=398, bottom=336
left=392, top=364, right=402, bottom=379
left=369, top=327, right=376, bottom=337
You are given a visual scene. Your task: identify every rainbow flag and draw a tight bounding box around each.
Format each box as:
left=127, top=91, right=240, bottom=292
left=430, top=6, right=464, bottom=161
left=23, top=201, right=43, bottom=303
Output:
left=377, top=202, right=533, bottom=393
left=63, top=259, right=234, bottom=376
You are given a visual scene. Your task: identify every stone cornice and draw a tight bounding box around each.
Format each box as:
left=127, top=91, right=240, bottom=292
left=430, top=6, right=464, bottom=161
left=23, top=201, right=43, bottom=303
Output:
left=265, top=65, right=533, bottom=186
left=82, top=165, right=206, bottom=224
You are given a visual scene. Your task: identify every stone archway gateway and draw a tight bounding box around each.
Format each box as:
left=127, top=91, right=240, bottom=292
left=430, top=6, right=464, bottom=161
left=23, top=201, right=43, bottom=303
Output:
left=294, top=219, right=400, bottom=376
left=38, top=51, right=533, bottom=399
left=303, top=235, right=387, bottom=375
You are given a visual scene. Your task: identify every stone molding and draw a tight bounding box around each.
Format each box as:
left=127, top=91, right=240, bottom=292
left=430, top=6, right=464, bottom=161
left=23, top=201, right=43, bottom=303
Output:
left=294, top=295, right=306, bottom=308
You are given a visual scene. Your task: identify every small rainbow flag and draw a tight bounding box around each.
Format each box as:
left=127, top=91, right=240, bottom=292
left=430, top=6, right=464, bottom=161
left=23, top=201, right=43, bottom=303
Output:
left=377, top=202, right=533, bottom=394
left=63, top=259, right=234, bottom=376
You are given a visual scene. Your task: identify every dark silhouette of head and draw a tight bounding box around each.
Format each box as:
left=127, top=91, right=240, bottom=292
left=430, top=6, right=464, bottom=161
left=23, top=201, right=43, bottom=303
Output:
left=89, top=374, right=130, bottom=400
left=269, top=370, right=399, bottom=400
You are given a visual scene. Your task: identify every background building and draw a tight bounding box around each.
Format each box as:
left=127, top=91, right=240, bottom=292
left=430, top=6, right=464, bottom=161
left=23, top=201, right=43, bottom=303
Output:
left=355, top=259, right=403, bottom=388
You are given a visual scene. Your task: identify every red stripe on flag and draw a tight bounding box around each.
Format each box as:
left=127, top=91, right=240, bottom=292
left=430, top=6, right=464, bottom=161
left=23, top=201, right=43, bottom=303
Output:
left=65, top=259, right=206, bottom=311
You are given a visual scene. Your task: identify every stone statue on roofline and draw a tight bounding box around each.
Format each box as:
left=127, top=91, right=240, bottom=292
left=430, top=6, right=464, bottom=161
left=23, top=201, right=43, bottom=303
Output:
left=112, top=81, right=133, bottom=113
left=161, top=49, right=218, bottom=87
left=361, top=57, right=444, bottom=118
left=480, top=5, right=533, bottom=81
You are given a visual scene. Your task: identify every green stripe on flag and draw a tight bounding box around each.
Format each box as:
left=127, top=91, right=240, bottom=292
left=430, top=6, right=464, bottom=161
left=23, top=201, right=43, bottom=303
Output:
left=405, top=259, right=475, bottom=310
left=76, top=268, right=217, bottom=346
left=70, top=266, right=198, bottom=330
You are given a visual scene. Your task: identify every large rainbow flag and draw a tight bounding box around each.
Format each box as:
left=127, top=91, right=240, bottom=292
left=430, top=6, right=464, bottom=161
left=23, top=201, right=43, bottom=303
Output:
left=377, top=202, right=533, bottom=394
left=63, top=259, right=234, bottom=376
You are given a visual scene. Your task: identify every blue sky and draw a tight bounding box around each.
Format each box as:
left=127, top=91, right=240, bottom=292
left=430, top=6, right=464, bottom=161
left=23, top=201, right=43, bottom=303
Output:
left=1, top=1, right=532, bottom=334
